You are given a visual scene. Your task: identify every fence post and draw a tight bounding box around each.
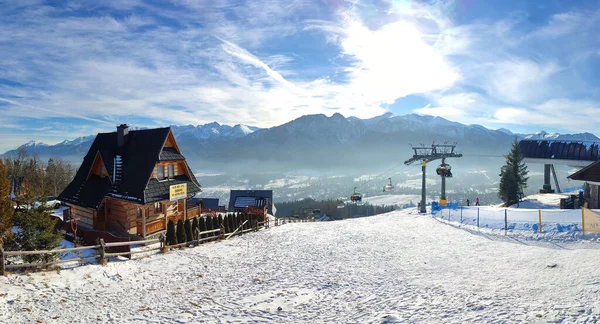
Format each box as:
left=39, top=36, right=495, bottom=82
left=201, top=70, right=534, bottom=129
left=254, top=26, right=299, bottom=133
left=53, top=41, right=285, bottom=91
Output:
left=538, top=209, right=543, bottom=233
left=477, top=208, right=480, bottom=228
left=582, top=208, right=585, bottom=234
left=0, top=243, right=4, bottom=276
left=98, top=239, right=106, bottom=265
left=504, top=209, right=508, bottom=235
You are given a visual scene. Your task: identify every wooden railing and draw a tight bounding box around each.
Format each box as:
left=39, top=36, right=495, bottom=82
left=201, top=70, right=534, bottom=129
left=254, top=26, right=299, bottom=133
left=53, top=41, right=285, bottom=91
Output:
left=0, top=215, right=295, bottom=275
left=187, top=206, right=200, bottom=218
left=137, top=219, right=166, bottom=236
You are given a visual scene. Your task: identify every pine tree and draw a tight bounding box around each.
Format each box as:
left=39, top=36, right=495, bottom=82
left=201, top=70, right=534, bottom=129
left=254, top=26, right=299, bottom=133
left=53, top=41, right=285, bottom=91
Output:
left=499, top=138, right=529, bottom=205
left=176, top=219, right=186, bottom=244
left=191, top=217, right=199, bottom=240
left=212, top=215, right=219, bottom=237
left=199, top=216, right=207, bottom=239
left=0, top=159, right=15, bottom=248
left=184, top=219, right=192, bottom=243
left=13, top=198, right=62, bottom=263
left=166, top=220, right=176, bottom=245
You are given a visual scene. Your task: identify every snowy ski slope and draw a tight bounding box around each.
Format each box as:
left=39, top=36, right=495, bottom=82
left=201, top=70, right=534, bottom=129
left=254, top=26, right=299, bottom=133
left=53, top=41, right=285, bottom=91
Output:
left=2, top=209, right=600, bottom=323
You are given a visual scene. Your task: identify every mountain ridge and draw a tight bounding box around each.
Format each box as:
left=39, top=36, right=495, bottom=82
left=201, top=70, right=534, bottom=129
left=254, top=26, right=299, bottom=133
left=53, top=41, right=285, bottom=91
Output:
left=3, top=113, right=599, bottom=173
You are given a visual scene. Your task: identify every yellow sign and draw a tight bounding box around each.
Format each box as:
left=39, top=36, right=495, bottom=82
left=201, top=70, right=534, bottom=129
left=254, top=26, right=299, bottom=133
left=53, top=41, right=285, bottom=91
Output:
left=169, top=183, right=187, bottom=201
left=583, top=208, right=600, bottom=234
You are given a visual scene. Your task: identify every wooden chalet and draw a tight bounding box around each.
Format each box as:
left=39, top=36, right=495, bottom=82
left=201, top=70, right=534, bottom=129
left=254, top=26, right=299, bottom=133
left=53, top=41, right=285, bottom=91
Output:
left=58, top=124, right=202, bottom=238
left=567, top=160, right=600, bottom=208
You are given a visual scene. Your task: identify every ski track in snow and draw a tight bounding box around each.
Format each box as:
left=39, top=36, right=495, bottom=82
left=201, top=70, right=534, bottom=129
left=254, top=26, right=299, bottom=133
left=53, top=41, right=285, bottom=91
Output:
left=2, top=210, right=600, bottom=323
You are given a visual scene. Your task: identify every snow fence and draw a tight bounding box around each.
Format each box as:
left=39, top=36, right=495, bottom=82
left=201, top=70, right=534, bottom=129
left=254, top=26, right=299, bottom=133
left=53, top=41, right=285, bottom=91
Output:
left=432, top=206, right=600, bottom=234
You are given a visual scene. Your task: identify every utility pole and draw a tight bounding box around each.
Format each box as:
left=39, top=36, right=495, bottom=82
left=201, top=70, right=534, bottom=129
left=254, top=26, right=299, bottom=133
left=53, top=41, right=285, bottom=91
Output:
left=405, top=143, right=462, bottom=213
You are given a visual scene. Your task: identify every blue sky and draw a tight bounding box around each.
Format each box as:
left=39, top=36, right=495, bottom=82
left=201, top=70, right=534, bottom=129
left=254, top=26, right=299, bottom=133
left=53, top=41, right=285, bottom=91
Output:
left=1, top=0, right=599, bottom=152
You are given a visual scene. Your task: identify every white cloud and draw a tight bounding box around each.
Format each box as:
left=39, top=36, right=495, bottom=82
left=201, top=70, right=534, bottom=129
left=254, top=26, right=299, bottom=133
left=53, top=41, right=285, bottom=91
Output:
left=1, top=0, right=600, bottom=153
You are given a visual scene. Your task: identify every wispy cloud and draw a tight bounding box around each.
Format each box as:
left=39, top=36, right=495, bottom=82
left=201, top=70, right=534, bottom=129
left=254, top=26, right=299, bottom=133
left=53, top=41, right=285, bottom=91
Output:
left=0, top=0, right=599, bottom=152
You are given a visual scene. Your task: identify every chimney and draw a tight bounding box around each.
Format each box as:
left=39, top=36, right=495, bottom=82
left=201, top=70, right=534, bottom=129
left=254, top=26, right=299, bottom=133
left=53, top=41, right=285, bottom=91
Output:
left=117, top=124, right=129, bottom=155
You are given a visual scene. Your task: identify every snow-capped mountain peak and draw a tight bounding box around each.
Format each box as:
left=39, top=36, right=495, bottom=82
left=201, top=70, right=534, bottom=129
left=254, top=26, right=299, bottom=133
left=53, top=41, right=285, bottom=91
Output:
left=23, top=140, right=48, bottom=148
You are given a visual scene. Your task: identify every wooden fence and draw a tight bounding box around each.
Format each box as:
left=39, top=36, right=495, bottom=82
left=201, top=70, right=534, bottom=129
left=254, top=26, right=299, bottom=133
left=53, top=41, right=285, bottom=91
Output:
left=0, top=217, right=279, bottom=275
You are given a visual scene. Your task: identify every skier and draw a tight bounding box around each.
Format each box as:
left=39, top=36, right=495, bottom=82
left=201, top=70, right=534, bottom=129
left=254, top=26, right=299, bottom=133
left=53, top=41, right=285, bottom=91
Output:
left=475, top=197, right=480, bottom=206
left=466, top=199, right=470, bottom=206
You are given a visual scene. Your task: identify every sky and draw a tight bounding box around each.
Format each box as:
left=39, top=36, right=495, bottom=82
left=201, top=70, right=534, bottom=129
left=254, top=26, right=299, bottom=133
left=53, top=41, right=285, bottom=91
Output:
left=0, top=0, right=599, bottom=152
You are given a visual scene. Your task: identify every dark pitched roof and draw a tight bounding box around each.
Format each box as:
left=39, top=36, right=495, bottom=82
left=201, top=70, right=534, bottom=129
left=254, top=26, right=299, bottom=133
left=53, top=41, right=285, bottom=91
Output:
left=60, top=175, right=112, bottom=209
left=159, top=147, right=185, bottom=161
left=568, top=160, right=600, bottom=182
left=228, top=190, right=273, bottom=214
left=519, top=140, right=600, bottom=161
left=59, top=127, right=201, bottom=208
left=145, top=175, right=201, bottom=203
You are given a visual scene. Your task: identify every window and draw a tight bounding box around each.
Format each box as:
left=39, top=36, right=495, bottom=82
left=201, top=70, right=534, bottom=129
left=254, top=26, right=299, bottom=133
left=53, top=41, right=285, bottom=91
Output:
left=137, top=207, right=142, bottom=218
left=157, top=165, right=164, bottom=180
left=168, top=165, right=174, bottom=178
left=154, top=202, right=162, bottom=213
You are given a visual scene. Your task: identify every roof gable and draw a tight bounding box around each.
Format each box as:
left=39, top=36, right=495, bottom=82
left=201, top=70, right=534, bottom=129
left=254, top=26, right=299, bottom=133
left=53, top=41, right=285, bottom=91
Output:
left=568, top=160, right=600, bottom=182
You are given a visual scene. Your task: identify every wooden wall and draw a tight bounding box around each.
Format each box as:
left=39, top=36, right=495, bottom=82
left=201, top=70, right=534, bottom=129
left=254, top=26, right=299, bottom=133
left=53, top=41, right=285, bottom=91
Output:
left=68, top=204, right=94, bottom=229
left=589, top=184, right=600, bottom=209
left=105, top=198, right=141, bottom=234
left=152, top=161, right=186, bottom=179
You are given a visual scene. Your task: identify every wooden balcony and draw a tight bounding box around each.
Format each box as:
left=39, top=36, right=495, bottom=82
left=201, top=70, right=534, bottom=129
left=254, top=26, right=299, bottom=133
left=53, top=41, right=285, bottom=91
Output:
left=137, top=219, right=166, bottom=236
left=187, top=206, right=200, bottom=218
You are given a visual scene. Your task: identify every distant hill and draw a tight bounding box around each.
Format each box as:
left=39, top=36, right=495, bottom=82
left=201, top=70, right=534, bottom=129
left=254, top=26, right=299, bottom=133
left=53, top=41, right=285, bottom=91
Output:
left=2, top=113, right=598, bottom=173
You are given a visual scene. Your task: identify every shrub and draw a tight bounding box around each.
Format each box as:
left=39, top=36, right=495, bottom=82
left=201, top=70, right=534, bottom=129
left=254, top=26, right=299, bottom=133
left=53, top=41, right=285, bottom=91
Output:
left=166, top=220, right=176, bottom=245
left=184, top=219, right=192, bottom=243
left=218, top=214, right=224, bottom=233
left=176, top=219, right=186, bottom=244
left=199, top=216, right=207, bottom=238
left=212, top=215, right=219, bottom=236
left=13, top=203, right=63, bottom=264
left=191, top=217, right=199, bottom=240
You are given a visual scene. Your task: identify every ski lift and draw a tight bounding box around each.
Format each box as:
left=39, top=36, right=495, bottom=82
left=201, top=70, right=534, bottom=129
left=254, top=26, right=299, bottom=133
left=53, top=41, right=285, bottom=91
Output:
left=436, top=163, right=453, bottom=178
left=350, top=187, right=362, bottom=202
left=383, top=177, right=394, bottom=192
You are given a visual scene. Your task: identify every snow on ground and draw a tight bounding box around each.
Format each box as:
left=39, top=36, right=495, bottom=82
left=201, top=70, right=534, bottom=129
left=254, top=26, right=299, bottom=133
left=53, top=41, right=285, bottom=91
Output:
left=514, top=193, right=573, bottom=209
left=361, top=194, right=420, bottom=206
left=3, top=209, right=600, bottom=323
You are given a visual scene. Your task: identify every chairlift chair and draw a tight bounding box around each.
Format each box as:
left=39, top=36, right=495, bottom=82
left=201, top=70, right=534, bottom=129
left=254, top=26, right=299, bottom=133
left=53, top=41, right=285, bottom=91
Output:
left=350, top=187, right=362, bottom=202
left=383, top=177, right=394, bottom=192
left=436, top=163, right=453, bottom=178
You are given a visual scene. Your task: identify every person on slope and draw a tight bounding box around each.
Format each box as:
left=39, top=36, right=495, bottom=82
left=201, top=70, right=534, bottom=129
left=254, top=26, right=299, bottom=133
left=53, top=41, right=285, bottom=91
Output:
left=475, top=197, right=480, bottom=206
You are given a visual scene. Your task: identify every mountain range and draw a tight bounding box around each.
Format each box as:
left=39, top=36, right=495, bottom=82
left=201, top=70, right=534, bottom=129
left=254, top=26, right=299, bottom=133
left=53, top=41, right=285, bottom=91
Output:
left=3, top=113, right=599, bottom=174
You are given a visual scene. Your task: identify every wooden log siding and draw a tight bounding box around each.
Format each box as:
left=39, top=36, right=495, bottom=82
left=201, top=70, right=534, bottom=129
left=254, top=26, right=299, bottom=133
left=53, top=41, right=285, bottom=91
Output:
left=68, top=204, right=94, bottom=228
left=187, top=206, right=200, bottom=218
left=105, top=198, right=141, bottom=234
left=152, top=161, right=185, bottom=179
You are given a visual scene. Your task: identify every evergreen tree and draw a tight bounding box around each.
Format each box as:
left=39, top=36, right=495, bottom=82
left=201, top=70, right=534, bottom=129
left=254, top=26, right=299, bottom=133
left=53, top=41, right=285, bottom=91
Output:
left=206, top=215, right=214, bottom=236
left=0, top=159, right=14, bottom=248
left=199, top=216, right=207, bottom=238
left=176, top=219, right=186, bottom=244
left=166, top=220, right=176, bottom=245
left=212, top=215, right=219, bottom=237
left=191, top=217, right=199, bottom=240
left=184, top=219, right=192, bottom=243
left=499, top=165, right=520, bottom=205
left=222, top=214, right=230, bottom=233
left=13, top=198, right=62, bottom=263
left=499, top=138, right=529, bottom=205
